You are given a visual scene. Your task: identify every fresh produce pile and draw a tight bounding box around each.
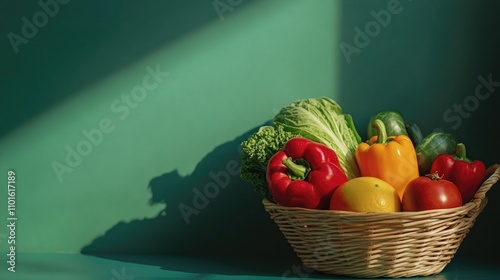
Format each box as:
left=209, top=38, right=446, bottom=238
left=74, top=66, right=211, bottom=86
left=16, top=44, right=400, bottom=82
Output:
left=240, top=97, right=488, bottom=212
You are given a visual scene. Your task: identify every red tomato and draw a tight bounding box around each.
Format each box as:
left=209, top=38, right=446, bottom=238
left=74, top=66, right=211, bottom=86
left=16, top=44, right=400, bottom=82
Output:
left=402, top=173, right=463, bottom=211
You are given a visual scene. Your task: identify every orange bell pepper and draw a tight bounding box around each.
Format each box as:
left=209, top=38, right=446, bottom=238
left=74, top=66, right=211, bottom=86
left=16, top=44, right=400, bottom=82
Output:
left=355, top=119, right=419, bottom=199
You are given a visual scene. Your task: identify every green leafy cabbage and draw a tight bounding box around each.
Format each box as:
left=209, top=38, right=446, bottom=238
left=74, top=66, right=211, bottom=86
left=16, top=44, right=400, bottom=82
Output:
left=273, top=97, right=361, bottom=179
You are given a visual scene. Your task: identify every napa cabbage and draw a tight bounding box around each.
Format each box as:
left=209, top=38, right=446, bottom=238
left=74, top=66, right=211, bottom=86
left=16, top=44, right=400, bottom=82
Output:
left=273, top=97, right=361, bottom=179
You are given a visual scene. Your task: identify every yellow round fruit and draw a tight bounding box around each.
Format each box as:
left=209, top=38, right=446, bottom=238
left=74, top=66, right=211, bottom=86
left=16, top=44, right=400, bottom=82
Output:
left=329, top=177, right=401, bottom=212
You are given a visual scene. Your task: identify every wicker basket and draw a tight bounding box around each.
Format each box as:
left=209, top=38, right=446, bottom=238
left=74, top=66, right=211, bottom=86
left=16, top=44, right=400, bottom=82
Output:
left=262, top=164, right=500, bottom=278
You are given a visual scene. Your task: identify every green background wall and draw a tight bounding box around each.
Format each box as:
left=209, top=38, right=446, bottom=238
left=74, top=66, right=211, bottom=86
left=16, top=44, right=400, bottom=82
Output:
left=1, top=0, right=499, bottom=265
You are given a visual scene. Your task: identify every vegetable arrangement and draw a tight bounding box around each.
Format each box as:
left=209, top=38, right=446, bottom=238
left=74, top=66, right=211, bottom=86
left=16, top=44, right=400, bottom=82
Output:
left=240, top=96, right=489, bottom=212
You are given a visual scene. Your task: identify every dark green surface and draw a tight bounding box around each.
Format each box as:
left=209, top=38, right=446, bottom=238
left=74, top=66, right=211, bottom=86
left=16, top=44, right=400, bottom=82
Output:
left=1, top=0, right=499, bottom=278
left=0, top=253, right=499, bottom=280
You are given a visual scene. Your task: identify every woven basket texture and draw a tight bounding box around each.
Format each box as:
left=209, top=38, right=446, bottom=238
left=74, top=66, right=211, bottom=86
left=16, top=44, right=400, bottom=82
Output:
left=263, top=165, right=500, bottom=278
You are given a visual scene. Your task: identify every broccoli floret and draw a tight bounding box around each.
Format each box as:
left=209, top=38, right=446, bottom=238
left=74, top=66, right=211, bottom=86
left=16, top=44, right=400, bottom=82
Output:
left=240, top=125, right=298, bottom=201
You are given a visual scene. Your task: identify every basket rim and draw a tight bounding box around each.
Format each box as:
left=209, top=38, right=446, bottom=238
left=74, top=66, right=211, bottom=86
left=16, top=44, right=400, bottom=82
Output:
left=263, top=198, right=474, bottom=216
left=262, top=164, right=500, bottom=217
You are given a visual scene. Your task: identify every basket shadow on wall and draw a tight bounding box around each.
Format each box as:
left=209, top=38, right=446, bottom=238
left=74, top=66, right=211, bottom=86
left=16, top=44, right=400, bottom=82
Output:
left=81, top=123, right=307, bottom=275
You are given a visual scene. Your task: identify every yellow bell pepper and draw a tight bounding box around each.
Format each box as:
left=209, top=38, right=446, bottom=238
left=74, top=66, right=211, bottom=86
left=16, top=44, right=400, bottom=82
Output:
left=355, top=119, right=419, bottom=200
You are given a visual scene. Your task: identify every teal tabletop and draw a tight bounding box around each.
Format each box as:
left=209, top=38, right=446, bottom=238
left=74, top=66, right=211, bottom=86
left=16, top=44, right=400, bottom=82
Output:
left=1, top=253, right=499, bottom=280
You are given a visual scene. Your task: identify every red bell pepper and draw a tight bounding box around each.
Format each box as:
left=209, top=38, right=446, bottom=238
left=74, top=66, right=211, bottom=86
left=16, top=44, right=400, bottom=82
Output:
left=430, top=143, right=486, bottom=204
left=266, top=137, right=348, bottom=209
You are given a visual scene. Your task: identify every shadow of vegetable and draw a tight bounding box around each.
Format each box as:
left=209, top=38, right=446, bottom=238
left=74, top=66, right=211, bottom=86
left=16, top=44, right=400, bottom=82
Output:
left=81, top=123, right=303, bottom=275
